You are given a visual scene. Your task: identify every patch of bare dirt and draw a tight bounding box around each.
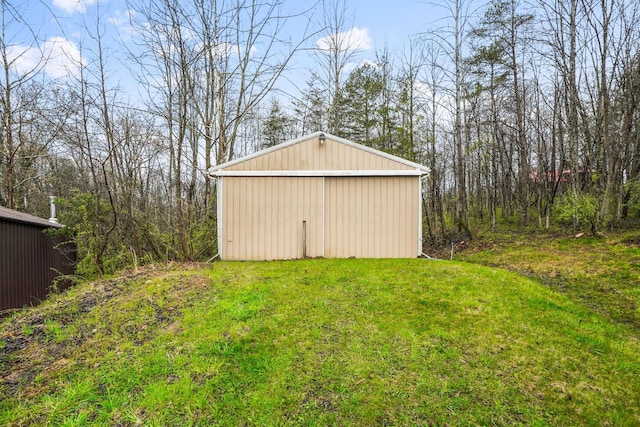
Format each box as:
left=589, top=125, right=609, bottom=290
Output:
left=0, top=263, right=209, bottom=397
left=619, top=234, right=640, bottom=248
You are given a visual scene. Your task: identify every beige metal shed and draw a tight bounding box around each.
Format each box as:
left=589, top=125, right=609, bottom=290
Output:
left=209, top=132, right=429, bottom=260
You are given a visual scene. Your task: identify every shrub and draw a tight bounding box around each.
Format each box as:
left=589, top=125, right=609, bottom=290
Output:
left=555, top=191, right=602, bottom=233
left=625, top=179, right=640, bottom=218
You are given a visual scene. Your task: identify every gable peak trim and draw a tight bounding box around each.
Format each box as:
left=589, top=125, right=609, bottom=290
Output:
left=208, top=132, right=429, bottom=175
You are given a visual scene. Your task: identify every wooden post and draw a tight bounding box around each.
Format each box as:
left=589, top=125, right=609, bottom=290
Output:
left=302, top=220, right=307, bottom=258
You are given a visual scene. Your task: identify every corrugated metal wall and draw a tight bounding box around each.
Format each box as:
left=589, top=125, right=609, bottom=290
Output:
left=225, top=137, right=415, bottom=171
left=220, top=175, right=420, bottom=260
left=0, top=221, right=76, bottom=312
left=221, top=177, right=324, bottom=260
left=214, top=134, right=427, bottom=260
left=324, top=177, right=419, bottom=258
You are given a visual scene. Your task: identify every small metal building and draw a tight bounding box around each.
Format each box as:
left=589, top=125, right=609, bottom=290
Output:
left=0, top=206, right=76, bottom=312
left=209, top=132, right=429, bottom=260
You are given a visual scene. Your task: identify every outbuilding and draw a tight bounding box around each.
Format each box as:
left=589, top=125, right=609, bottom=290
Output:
left=0, top=204, right=76, bottom=312
left=209, top=132, right=429, bottom=260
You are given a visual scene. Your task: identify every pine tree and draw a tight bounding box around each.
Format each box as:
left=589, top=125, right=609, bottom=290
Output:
left=340, top=63, right=383, bottom=146
left=262, top=98, right=293, bottom=149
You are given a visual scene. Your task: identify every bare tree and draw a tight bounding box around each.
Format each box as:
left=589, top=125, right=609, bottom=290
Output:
left=470, top=0, right=535, bottom=225
left=1, top=0, right=47, bottom=209
left=422, top=0, right=477, bottom=232
left=315, top=0, right=365, bottom=135
left=126, top=0, right=317, bottom=259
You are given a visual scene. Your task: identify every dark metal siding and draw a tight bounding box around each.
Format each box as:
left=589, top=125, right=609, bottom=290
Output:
left=0, top=220, right=76, bottom=312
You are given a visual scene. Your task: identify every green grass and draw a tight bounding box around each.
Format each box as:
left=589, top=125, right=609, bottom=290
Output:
left=1, top=259, right=640, bottom=426
left=456, top=229, right=640, bottom=329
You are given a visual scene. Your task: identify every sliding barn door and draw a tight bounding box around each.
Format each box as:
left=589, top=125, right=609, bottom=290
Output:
left=221, top=177, right=323, bottom=260
left=324, top=177, right=419, bottom=258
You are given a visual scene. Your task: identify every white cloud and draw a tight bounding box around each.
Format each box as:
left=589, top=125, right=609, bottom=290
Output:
left=316, top=27, right=373, bottom=53
left=196, top=41, right=257, bottom=60
left=6, top=45, right=40, bottom=75
left=43, top=37, right=84, bottom=79
left=53, top=0, right=97, bottom=14
left=213, top=42, right=235, bottom=58
left=109, top=9, right=136, bottom=39
left=359, top=59, right=378, bottom=68
left=413, top=80, right=433, bottom=100
left=7, top=37, right=84, bottom=80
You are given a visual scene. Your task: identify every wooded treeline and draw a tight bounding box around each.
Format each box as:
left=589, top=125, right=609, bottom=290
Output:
left=1, top=0, right=640, bottom=274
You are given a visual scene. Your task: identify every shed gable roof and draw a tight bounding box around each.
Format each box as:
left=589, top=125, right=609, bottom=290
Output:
left=0, top=206, right=63, bottom=228
left=209, top=132, right=429, bottom=176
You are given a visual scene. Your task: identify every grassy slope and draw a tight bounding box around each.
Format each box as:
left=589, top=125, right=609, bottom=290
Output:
left=456, top=230, right=640, bottom=329
left=1, top=259, right=639, bottom=426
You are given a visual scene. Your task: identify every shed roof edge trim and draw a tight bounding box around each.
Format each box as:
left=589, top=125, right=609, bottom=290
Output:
left=0, top=206, right=65, bottom=228
left=212, top=169, right=425, bottom=177
left=209, top=131, right=430, bottom=174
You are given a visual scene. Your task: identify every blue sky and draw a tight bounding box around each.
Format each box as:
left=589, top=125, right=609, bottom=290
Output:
left=9, top=0, right=471, bottom=100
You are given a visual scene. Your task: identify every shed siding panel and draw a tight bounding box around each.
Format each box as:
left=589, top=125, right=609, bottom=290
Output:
left=225, top=137, right=414, bottom=171
left=1, top=221, right=76, bottom=311
left=324, top=177, right=418, bottom=258
left=221, top=177, right=323, bottom=260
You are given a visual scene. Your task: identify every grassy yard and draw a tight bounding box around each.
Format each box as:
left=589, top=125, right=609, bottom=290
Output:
left=1, top=257, right=640, bottom=426
left=456, top=229, right=640, bottom=329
